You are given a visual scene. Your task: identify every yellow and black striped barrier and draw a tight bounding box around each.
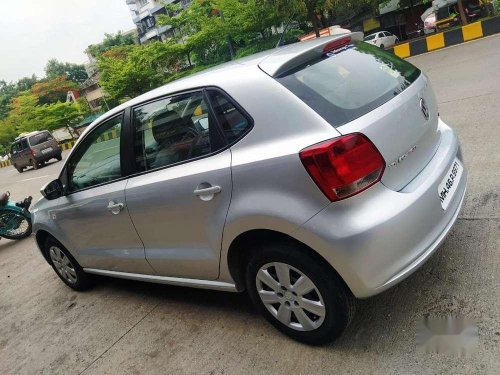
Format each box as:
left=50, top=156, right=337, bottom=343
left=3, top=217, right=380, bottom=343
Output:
left=388, top=16, right=500, bottom=58
left=0, top=160, right=11, bottom=168
left=60, top=140, right=76, bottom=151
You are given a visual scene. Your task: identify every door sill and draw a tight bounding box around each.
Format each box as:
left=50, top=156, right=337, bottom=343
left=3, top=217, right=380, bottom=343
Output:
left=83, top=268, right=238, bottom=292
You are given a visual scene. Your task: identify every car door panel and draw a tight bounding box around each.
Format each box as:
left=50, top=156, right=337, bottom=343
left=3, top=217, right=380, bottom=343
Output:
left=125, top=149, right=232, bottom=280
left=54, top=113, right=153, bottom=275
left=53, top=180, right=153, bottom=274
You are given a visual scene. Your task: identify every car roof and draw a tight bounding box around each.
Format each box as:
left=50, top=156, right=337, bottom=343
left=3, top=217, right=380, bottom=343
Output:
left=81, top=33, right=362, bottom=137
left=14, top=130, right=47, bottom=141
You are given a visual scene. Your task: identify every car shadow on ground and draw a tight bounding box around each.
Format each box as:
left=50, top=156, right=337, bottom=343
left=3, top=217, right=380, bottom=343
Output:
left=84, top=223, right=473, bottom=351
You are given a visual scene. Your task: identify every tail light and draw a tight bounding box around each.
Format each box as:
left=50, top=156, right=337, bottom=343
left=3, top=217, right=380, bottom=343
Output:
left=31, top=149, right=36, bottom=157
left=299, top=133, right=385, bottom=201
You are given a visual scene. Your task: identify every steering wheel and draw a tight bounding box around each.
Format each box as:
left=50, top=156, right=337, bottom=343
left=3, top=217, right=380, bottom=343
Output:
left=180, top=128, right=202, bottom=159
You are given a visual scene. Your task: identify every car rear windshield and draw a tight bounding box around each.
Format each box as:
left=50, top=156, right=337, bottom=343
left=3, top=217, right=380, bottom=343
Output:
left=276, top=41, right=421, bottom=127
left=29, top=131, right=52, bottom=146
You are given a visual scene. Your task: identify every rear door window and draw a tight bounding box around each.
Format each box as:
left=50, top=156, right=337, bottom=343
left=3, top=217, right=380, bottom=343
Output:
left=132, top=91, right=218, bottom=172
left=276, top=41, right=421, bottom=127
left=29, top=131, right=52, bottom=146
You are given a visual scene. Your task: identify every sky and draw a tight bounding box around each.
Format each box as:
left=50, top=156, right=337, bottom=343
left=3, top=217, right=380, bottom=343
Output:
left=0, top=0, right=136, bottom=83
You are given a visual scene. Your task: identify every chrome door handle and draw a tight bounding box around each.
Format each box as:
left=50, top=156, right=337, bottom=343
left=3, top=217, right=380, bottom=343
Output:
left=193, top=185, right=222, bottom=201
left=107, top=201, right=124, bottom=215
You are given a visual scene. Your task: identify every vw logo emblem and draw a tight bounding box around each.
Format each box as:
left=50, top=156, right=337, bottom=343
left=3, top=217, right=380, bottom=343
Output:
left=420, top=98, right=430, bottom=121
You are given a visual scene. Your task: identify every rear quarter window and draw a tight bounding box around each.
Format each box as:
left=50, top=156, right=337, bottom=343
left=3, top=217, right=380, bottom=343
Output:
left=276, top=41, right=421, bottom=127
left=207, top=90, right=251, bottom=144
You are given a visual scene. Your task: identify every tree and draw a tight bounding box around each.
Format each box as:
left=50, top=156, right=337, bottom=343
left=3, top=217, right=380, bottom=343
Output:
left=86, top=32, right=136, bottom=57
left=0, top=76, right=40, bottom=120
left=31, top=76, right=78, bottom=105
left=0, top=81, right=18, bottom=120
left=37, top=101, right=84, bottom=134
left=45, top=59, right=89, bottom=84
left=16, top=75, right=39, bottom=92
left=264, top=0, right=390, bottom=37
left=3, top=92, right=40, bottom=134
left=97, top=41, right=185, bottom=99
left=158, top=0, right=290, bottom=65
left=262, top=0, right=329, bottom=37
left=159, top=0, right=233, bottom=65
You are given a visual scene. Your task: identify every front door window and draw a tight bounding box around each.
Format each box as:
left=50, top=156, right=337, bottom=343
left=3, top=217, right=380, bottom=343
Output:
left=66, top=115, right=123, bottom=192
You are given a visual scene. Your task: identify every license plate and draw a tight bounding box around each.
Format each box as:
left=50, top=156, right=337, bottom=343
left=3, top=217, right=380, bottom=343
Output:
left=438, top=158, right=463, bottom=210
left=41, top=148, right=52, bottom=154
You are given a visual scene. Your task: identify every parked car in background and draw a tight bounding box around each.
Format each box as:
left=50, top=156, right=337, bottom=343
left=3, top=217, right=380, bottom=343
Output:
left=363, top=31, right=399, bottom=48
left=33, top=33, right=467, bottom=345
left=11, top=130, right=62, bottom=173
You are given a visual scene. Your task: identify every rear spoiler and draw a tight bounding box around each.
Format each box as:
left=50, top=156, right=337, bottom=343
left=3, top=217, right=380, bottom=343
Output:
left=259, top=32, right=364, bottom=78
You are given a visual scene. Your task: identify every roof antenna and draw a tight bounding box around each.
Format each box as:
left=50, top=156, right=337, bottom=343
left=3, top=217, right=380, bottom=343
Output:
left=276, top=12, right=296, bottom=48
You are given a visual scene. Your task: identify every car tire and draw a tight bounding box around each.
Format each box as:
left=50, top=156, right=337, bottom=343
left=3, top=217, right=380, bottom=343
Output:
left=245, top=242, right=355, bottom=345
left=30, top=159, right=38, bottom=170
left=56, top=154, right=62, bottom=161
left=45, top=237, right=93, bottom=291
left=14, top=164, right=23, bottom=173
left=380, top=44, right=385, bottom=49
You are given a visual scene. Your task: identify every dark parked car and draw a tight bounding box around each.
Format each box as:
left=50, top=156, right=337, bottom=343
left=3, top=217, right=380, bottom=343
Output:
left=10, top=130, right=62, bottom=173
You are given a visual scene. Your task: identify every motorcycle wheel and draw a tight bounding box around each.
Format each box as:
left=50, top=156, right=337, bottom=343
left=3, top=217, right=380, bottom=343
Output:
left=0, top=209, right=32, bottom=240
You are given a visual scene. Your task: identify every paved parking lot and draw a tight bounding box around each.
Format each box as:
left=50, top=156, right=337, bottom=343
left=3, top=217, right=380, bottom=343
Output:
left=0, top=35, right=499, bottom=374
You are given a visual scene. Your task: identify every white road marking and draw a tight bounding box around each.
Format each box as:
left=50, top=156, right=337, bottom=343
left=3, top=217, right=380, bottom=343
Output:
left=17, top=175, right=53, bottom=182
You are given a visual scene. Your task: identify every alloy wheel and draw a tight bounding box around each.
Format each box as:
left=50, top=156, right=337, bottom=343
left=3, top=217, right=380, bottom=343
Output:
left=256, top=262, right=326, bottom=331
left=49, top=246, right=77, bottom=284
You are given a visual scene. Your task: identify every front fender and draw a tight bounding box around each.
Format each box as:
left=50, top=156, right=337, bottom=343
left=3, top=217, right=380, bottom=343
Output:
left=31, top=201, right=81, bottom=264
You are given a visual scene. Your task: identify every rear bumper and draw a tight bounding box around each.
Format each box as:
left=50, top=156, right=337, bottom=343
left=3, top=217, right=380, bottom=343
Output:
left=34, top=149, right=61, bottom=162
left=295, top=118, right=467, bottom=298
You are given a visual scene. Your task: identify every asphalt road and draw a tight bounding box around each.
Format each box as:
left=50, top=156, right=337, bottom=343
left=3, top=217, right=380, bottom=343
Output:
left=1, top=36, right=499, bottom=374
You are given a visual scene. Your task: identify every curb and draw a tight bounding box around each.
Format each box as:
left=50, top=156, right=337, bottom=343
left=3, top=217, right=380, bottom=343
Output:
left=387, top=16, right=500, bottom=58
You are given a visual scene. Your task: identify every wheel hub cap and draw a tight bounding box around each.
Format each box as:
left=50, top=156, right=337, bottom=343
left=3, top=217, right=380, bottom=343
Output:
left=256, top=262, right=326, bottom=332
left=49, top=246, right=77, bottom=284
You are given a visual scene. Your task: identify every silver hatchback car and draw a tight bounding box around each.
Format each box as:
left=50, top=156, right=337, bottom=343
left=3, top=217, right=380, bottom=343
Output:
left=33, top=33, right=467, bottom=344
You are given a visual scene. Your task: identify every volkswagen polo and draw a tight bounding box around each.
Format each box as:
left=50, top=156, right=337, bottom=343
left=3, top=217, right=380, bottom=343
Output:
left=32, top=33, right=467, bottom=345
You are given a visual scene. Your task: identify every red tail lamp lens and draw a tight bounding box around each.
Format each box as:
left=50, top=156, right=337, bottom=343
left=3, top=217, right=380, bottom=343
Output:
left=300, top=133, right=385, bottom=201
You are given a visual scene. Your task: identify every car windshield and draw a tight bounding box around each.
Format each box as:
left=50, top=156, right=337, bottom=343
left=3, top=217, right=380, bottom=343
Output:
left=276, top=41, right=421, bottom=127
left=29, top=131, right=52, bottom=146
left=364, top=34, right=376, bottom=41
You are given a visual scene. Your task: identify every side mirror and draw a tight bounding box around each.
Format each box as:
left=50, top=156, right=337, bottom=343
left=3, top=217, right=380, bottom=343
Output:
left=41, top=179, right=64, bottom=200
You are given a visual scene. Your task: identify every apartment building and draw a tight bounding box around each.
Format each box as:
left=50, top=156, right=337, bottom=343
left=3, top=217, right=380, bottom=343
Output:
left=126, top=0, right=192, bottom=44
